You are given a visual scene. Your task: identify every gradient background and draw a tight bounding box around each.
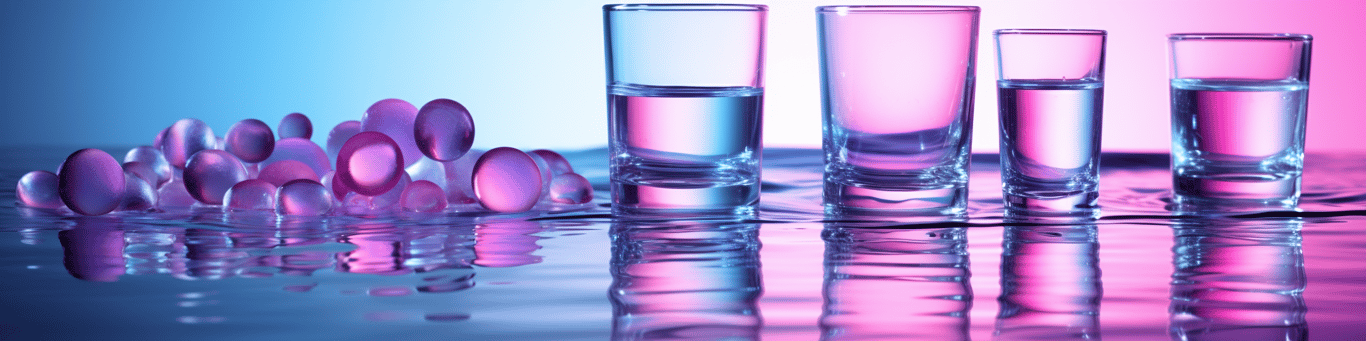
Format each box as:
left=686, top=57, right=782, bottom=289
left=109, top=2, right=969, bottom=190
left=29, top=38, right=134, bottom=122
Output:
left=2, top=0, right=1362, bottom=153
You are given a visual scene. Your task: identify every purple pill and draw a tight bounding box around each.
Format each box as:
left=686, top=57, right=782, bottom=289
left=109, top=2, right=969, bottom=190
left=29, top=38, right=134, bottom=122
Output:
left=157, top=178, right=198, bottom=208
left=278, top=113, right=313, bottom=140
left=58, top=149, right=126, bottom=216
left=183, top=150, right=249, bottom=205
left=361, top=99, right=422, bottom=167
left=118, top=172, right=157, bottom=212
left=258, top=159, right=320, bottom=187
left=124, top=146, right=173, bottom=187
left=160, top=118, right=217, bottom=168
left=529, top=149, right=574, bottom=176
left=276, top=179, right=333, bottom=216
left=122, top=162, right=159, bottom=187
left=472, top=147, right=542, bottom=213
left=223, top=179, right=277, bottom=211
left=17, top=170, right=64, bottom=209
left=548, top=173, right=594, bottom=204
left=442, top=149, right=484, bottom=204
left=224, top=119, right=276, bottom=163
left=153, top=127, right=169, bottom=150
left=414, top=99, right=475, bottom=162
left=320, top=171, right=350, bottom=203
left=326, top=120, right=362, bottom=162
left=401, top=180, right=447, bottom=213
left=261, top=137, right=332, bottom=176
left=336, top=131, right=404, bottom=196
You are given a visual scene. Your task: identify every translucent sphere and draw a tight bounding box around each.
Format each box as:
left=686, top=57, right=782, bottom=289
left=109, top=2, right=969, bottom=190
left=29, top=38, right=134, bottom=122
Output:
left=17, top=170, right=64, bottom=209
left=406, top=157, right=448, bottom=189
left=336, top=132, right=404, bottom=196
left=153, top=127, right=168, bottom=150
left=124, top=146, right=173, bottom=187
left=261, top=138, right=332, bottom=176
left=361, top=99, right=422, bottom=167
left=183, top=150, right=249, bottom=205
left=223, top=179, right=277, bottom=211
left=442, top=149, right=484, bottom=204
left=278, top=112, right=313, bottom=139
left=472, top=147, right=542, bottom=213
left=224, top=119, right=276, bottom=163
left=122, top=161, right=159, bottom=188
left=326, top=120, right=362, bottom=163
left=526, top=152, right=554, bottom=200
left=160, top=118, right=217, bottom=168
left=401, top=180, right=447, bottom=213
left=258, top=159, right=320, bottom=187
left=529, top=149, right=574, bottom=176
left=276, top=179, right=333, bottom=216
left=343, top=172, right=409, bottom=215
left=548, top=173, right=594, bottom=204
left=414, top=99, right=475, bottom=161
left=156, top=178, right=198, bottom=208
left=58, top=149, right=126, bottom=216
left=118, top=172, right=157, bottom=212
left=320, top=171, right=350, bottom=203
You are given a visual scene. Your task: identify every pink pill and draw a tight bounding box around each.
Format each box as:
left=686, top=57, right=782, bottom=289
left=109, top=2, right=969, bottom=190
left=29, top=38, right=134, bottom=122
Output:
left=223, top=179, right=277, bottom=211
left=118, top=172, right=157, bottom=212
left=336, top=132, right=404, bottom=196
left=343, top=172, right=409, bottom=215
left=17, top=170, right=64, bottom=209
left=414, top=99, right=475, bottom=162
left=160, top=118, right=217, bottom=168
left=472, top=147, right=542, bottom=213
left=401, top=180, right=448, bottom=213
left=548, top=173, right=594, bottom=204
left=261, top=138, right=332, bottom=177
left=529, top=149, right=574, bottom=176
left=157, top=178, right=198, bottom=208
left=276, top=179, right=333, bottom=216
left=258, top=159, right=320, bottom=187
left=122, top=161, right=159, bottom=187
left=224, top=119, right=276, bottom=163
left=58, top=149, right=126, bottom=216
left=362, top=99, right=422, bottom=167
left=278, top=112, right=313, bottom=139
left=183, top=150, right=249, bottom=205
left=326, top=120, right=362, bottom=162
left=124, top=146, right=173, bottom=187
left=442, top=149, right=484, bottom=204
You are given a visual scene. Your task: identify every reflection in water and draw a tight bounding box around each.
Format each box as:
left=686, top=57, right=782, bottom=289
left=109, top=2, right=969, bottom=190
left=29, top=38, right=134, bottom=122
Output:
left=609, top=222, right=763, bottom=340
left=474, top=221, right=545, bottom=268
left=1170, top=219, right=1307, bottom=340
left=996, top=225, right=1101, bottom=340
left=820, top=226, right=972, bottom=340
left=59, top=217, right=127, bottom=282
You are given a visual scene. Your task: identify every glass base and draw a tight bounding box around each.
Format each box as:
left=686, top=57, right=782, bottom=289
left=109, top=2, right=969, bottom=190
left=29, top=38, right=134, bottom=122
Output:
left=1004, top=191, right=1099, bottom=217
left=1172, top=174, right=1300, bottom=214
left=823, top=182, right=967, bottom=216
left=612, top=181, right=758, bottom=218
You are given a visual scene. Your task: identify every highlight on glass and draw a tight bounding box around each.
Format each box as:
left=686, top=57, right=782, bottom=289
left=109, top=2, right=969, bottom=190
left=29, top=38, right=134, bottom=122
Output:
left=1167, top=33, right=1312, bottom=211
left=994, top=29, right=1107, bottom=216
left=603, top=4, right=768, bottom=217
left=817, top=5, right=981, bottom=216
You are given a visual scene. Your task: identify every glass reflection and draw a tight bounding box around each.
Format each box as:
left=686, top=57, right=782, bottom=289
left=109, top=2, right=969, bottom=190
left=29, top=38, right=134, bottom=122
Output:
left=995, top=224, right=1101, bottom=340
left=1170, top=218, right=1307, bottom=340
left=609, top=222, right=763, bottom=340
left=820, top=226, right=972, bottom=340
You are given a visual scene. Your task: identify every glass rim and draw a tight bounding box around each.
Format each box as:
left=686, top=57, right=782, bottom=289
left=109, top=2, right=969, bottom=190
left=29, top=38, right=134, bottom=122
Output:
left=1168, top=33, right=1311, bottom=41
left=604, top=3, right=767, bottom=12
left=816, top=5, right=980, bottom=13
left=995, top=29, right=1106, bottom=36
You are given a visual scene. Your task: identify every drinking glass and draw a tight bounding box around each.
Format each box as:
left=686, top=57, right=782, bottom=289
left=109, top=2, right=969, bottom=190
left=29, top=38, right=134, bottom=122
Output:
left=994, top=29, right=1107, bottom=215
left=604, top=4, right=768, bottom=217
left=817, top=6, right=981, bottom=216
left=1168, top=33, right=1312, bottom=210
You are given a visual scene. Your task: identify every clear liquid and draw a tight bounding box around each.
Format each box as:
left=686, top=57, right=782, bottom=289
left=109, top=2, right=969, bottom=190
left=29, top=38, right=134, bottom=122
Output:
left=1170, top=79, right=1308, bottom=207
left=609, top=84, right=762, bottom=216
left=997, top=79, right=1103, bottom=212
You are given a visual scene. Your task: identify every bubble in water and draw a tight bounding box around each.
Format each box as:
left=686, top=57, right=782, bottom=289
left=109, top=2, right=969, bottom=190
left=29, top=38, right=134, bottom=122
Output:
left=124, top=146, right=173, bottom=187
left=548, top=173, right=594, bottom=204
left=343, top=172, right=409, bottom=215
left=278, top=113, right=313, bottom=139
left=258, top=159, right=320, bottom=187
left=529, top=150, right=574, bottom=176
left=401, top=180, right=447, bottom=213
left=58, top=149, right=126, bottom=216
left=122, top=162, right=159, bottom=187
left=443, top=149, right=484, bottom=204
left=183, top=150, right=249, bottom=205
left=157, top=178, right=198, bottom=208
left=414, top=99, right=475, bottom=162
left=17, top=170, right=64, bottom=209
left=276, top=179, right=333, bottom=216
left=118, top=172, right=157, bottom=212
left=362, top=99, right=422, bottom=167
left=336, top=132, right=404, bottom=196
left=261, top=137, right=332, bottom=176
left=160, top=118, right=217, bottom=168
left=326, top=120, right=362, bottom=163
left=472, top=147, right=542, bottom=213
left=223, top=119, right=275, bottom=163
left=223, top=179, right=277, bottom=211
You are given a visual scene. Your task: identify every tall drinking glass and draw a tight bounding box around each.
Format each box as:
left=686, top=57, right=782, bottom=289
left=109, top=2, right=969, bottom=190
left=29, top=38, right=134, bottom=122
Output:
left=817, top=6, right=981, bottom=216
left=604, top=4, right=767, bottom=217
left=1168, top=33, right=1312, bottom=210
left=995, top=29, right=1107, bottom=216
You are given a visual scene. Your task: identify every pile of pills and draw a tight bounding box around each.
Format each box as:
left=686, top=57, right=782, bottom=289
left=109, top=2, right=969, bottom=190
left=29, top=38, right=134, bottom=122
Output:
left=16, top=98, right=594, bottom=216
